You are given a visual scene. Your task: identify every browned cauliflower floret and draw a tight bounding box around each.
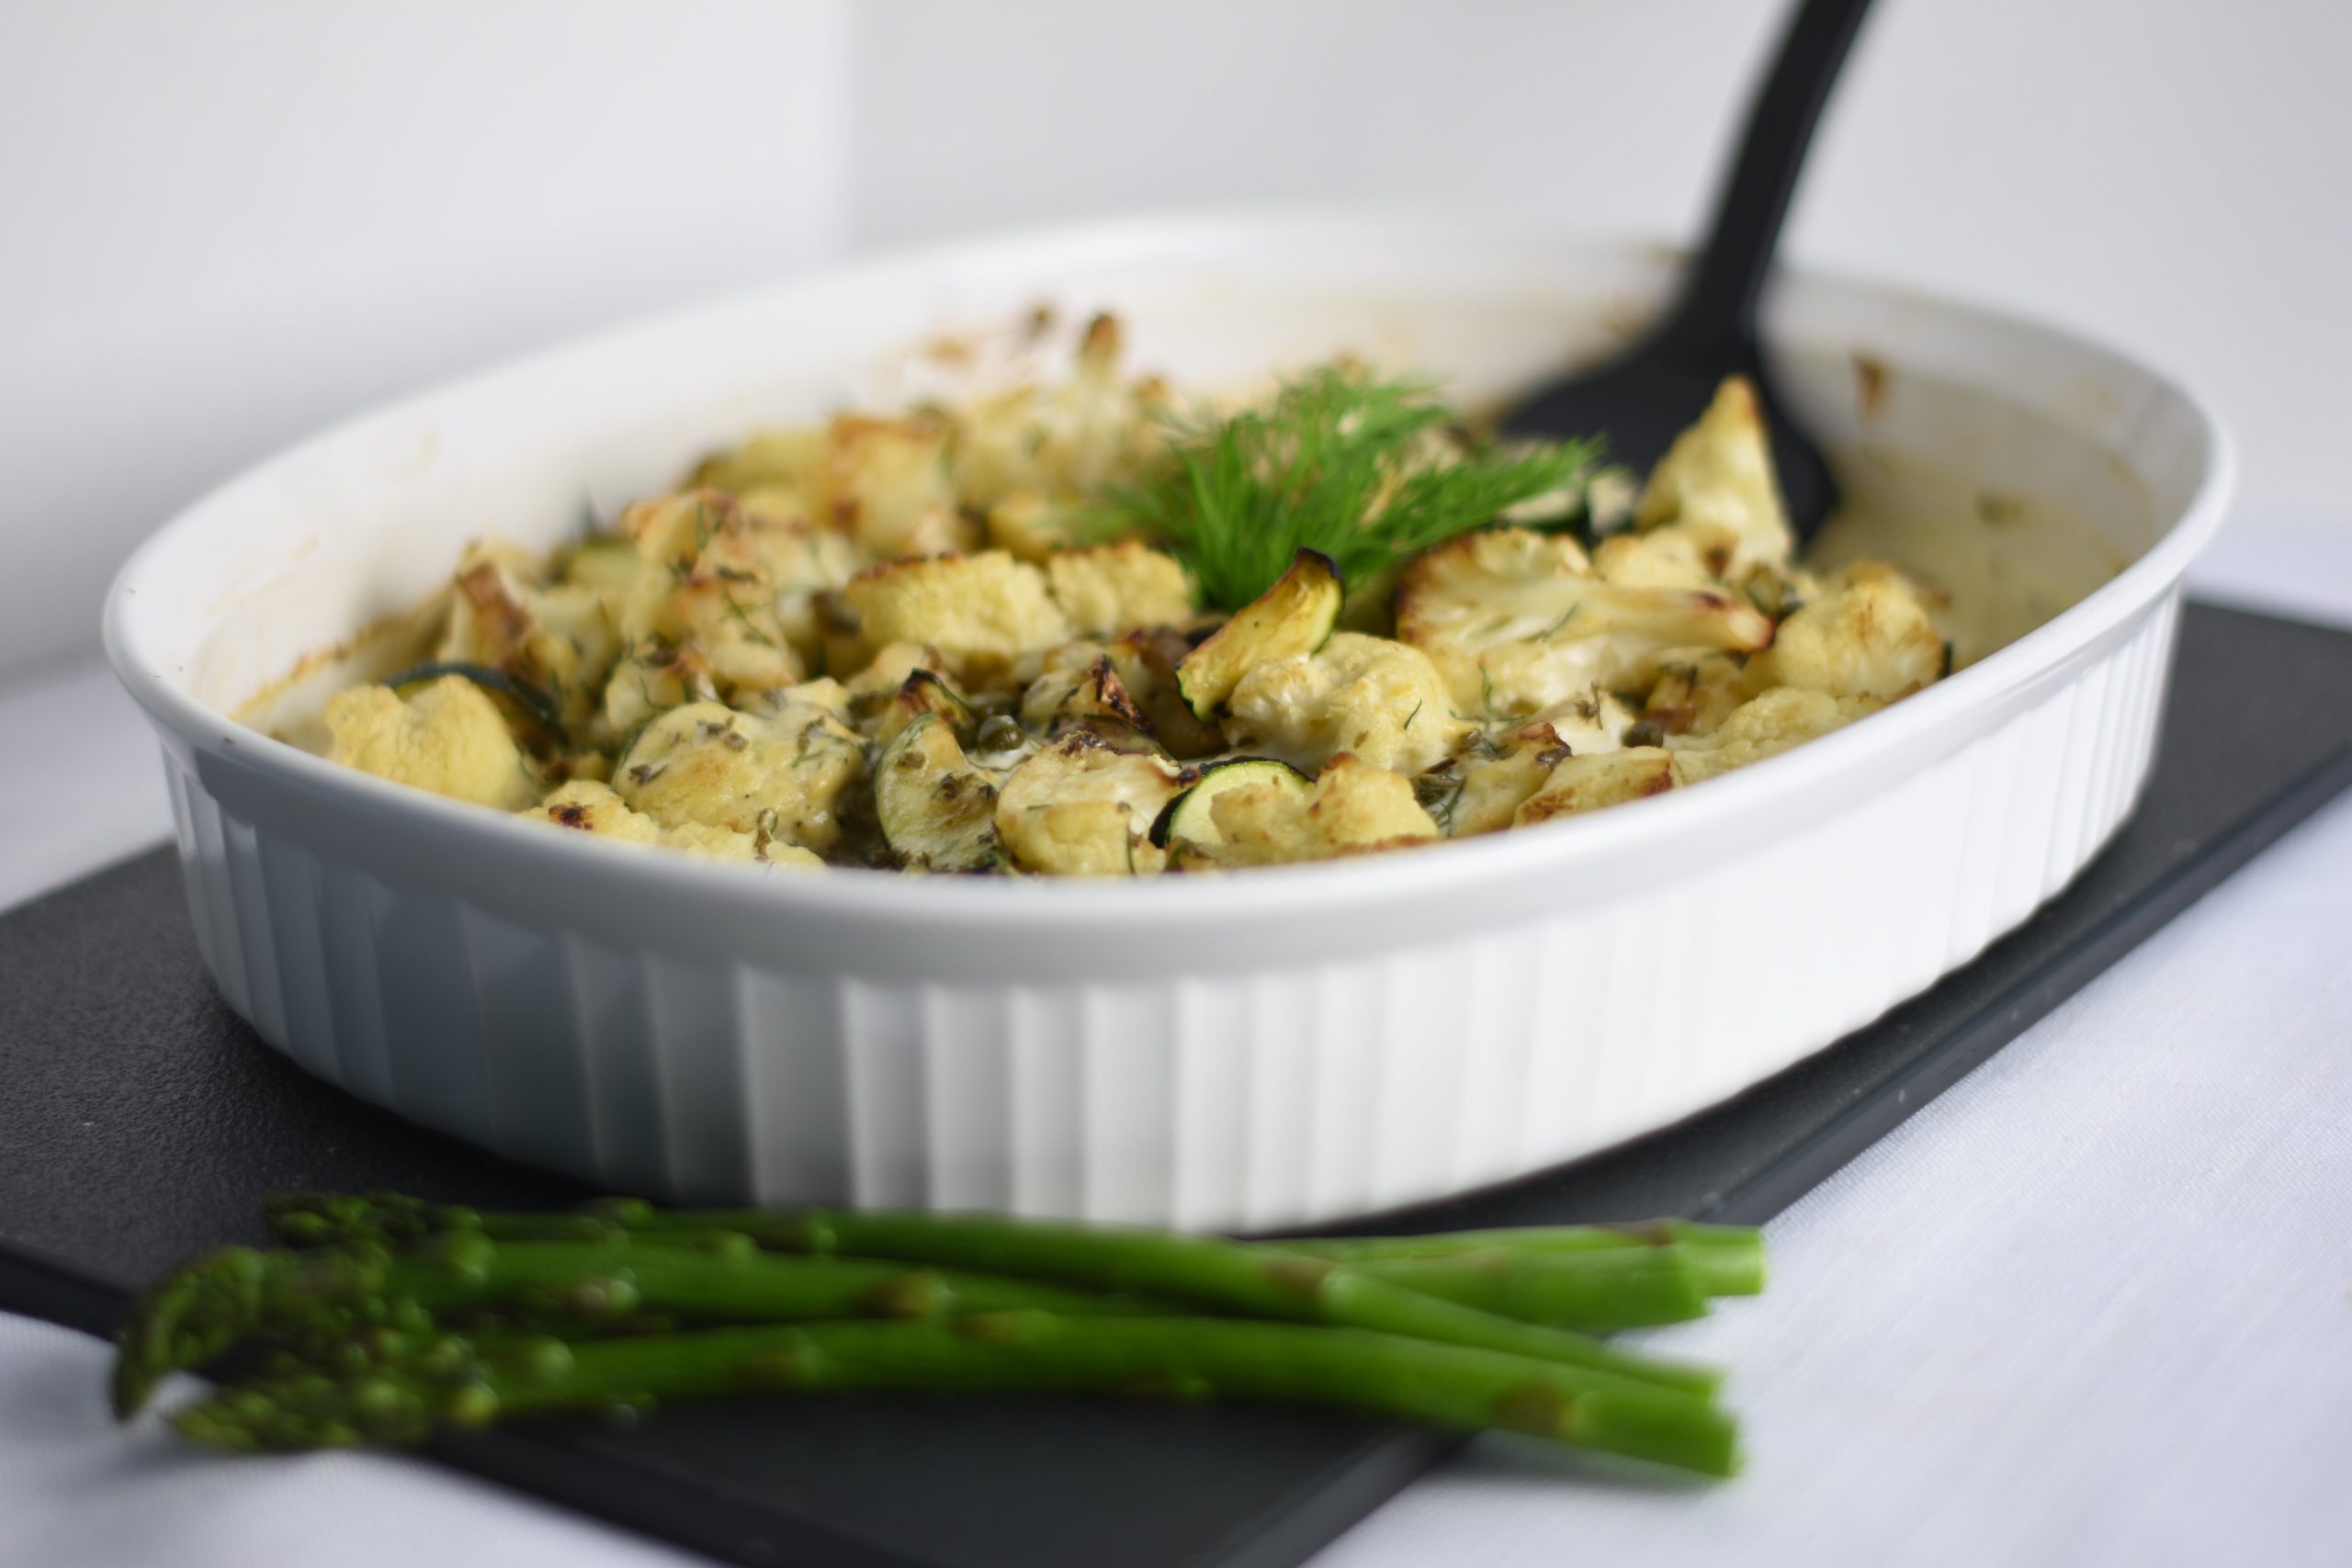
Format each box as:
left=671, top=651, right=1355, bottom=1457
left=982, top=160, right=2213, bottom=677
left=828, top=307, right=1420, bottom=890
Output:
left=1745, top=561, right=1946, bottom=701
left=438, top=542, right=620, bottom=728
left=1185, top=753, right=1441, bottom=866
left=747, top=526, right=867, bottom=671
left=993, top=730, right=1184, bottom=876
left=614, top=696, right=864, bottom=852
left=586, top=491, right=865, bottom=731
left=1528, top=685, right=1641, bottom=755
left=686, top=426, right=827, bottom=498
left=842, top=552, right=1074, bottom=689
left=1589, top=525, right=1722, bottom=592
left=1631, top=376, right=1795, bottom=581
left=1668, top=688, right=1882, bottom=785
left=325, top=677, right=540, bottom=810
left=953, top=313, right=1171, bottom=511
left=985, top=491, right=1086, bottom=562
left=1224, top=631, right=1467, bottom=776
left=1514, top=749, right=1679, bottom=826
left=820, top=414, right=976, bottom=558
left=688, top=412, right=973, bottom=559
left=516, top=780, right=821, bottom=867
left=1046, top=542, right=1194, bottom=637
left=1643, top=654, right=1750, bottom=737
left=1396, top=527, right=1773, bottom=718
left=842, top=640, right=950, bottom=716
left=1422, top=723, right=1575, bottom=837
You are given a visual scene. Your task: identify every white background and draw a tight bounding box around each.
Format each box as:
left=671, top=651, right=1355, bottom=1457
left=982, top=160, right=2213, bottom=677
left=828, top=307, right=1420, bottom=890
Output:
left=6, top=0, right=2347, bottom=677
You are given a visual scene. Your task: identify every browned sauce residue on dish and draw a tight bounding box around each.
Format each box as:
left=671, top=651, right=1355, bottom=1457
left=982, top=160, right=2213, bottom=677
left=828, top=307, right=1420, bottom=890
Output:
left=1975, top=491, right=2025, bottom=527
left=1853, top=353, right=1890, bottom=419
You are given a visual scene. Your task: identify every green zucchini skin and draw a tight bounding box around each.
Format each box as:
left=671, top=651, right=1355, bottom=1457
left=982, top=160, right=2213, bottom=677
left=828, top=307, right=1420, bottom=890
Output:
left=1149, top=757, right=1314, bottom=850
left=1175, top=549, right=1343, bottom=719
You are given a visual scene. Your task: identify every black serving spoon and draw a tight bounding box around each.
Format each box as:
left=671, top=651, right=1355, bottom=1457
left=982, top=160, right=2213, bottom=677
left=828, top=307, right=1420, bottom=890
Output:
left=1504, top=0, right=1876, bottom=541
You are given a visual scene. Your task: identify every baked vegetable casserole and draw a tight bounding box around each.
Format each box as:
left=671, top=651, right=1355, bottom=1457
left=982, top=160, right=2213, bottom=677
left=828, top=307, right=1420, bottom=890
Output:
left=297, top=316, right=1950, bottom=876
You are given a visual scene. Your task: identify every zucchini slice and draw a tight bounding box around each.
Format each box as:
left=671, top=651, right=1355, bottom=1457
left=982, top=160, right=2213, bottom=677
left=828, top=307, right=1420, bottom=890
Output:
left=1025, top=655, right=1155, bottom=740
left=875, top=669, right=977, bottom=747
left=875, top=712, right=1001, bottom=873
left=1149, top=757, right=1315, bottom=850
left=1175, top=549, right=1343, bottom=719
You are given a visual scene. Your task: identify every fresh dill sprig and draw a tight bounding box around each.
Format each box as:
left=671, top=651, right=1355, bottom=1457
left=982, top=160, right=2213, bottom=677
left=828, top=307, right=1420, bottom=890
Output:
left=1096, top=367, right=1600, bottom=611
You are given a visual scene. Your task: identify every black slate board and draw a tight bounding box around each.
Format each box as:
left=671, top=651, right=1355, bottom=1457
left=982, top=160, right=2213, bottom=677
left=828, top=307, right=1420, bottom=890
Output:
left=4, top=601, right=2350, bottom=1568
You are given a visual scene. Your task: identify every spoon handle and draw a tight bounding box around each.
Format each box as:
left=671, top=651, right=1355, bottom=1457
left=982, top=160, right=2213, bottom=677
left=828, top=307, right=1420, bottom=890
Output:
left=1656, top=0, right=1876, bottom=360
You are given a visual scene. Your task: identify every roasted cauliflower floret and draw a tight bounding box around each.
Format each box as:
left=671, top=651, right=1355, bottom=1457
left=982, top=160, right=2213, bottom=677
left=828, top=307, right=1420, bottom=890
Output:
left=953, top=313, right=1170, bottom=510
left=842, top=552, right=1074, bottom=690
left=599, top=639, right=705, bottom=737
left=664, top=573, right=803, bottom=697
left=1632, top=376, right=1795, bottom=580
left=746, top=676, right=855, bottom=726
left=1529, top=685, right=1640, bottom=756
left=686, top=425, right=827, bottom=499
left=1046, top=542, right=1194, bottom=637
left=1642, top=654, right=1749, bottom=738
left=1745, top=561, right=1946, bottom=701
left=1420, top=723, right=1575, bottom=837
left=820, top=413, right=976, bottom=558
left=1515, top=749, right=1679, bottom=826
left=750, top=525, right=867, bottom=671
left=516, top=780, right=821, bottom=867
left=985, top=491, right=1087, bottom=562
left=325, top=676, right=540, bottom=810
left=842, top=640, right=949, bottom=710
left=690, top=413, right=973, bottom=558
left=1396, top=527, right=1773, bottom=718
left=1590, top=525, right=1723, bottom=592
left=1668, top=687, right=1882, bottom=785
left=584, top=490, right=855, bottom=729
left=993, top=730, right=1182, bottom=876
left=1224, top=631, right=1467, bottom=775
left=1184, top=753, right=1442, bottom=867
left=436, top=543, right=620, bottom=728
left=615, top=697, right=864, bottom=852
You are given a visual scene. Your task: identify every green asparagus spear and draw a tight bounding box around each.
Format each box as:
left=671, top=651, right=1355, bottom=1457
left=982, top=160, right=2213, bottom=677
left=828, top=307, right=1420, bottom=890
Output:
left=299, top=1201, right=1725, bottom=1396
left=171, top=1314, right=1739, bottom=1477
left=267, top=1195, right=1763, bottom=1298
left=1344, top=1247, right=1709, bottom=1332
left=112, top=1235, right=1163, bottom=1418
left=1275, top=1223, right=1767, bottom=1297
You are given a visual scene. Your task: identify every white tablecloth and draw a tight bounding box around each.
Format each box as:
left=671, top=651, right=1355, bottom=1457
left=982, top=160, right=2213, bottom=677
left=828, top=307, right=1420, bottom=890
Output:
left=4, top=517, right=2348, bottom=1567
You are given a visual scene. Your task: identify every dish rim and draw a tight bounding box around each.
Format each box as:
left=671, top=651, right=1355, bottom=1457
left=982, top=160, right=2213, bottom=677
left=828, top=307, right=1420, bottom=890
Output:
left=102, top=212, right=2235, bottom=930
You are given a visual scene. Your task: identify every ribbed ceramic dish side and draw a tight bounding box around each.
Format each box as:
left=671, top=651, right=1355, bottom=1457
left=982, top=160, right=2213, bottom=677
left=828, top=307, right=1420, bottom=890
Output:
left=160, top=591, right=2181, bottom=1229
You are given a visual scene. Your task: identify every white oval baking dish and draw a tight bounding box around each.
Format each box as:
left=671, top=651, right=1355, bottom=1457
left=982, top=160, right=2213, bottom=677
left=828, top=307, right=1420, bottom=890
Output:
left=104, top=217, right=2230, bottom=1229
